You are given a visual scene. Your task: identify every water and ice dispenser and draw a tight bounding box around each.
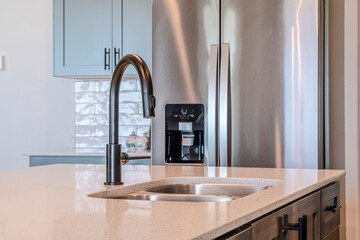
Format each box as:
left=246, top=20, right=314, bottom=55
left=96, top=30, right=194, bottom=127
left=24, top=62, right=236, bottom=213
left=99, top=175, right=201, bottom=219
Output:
left=165, top=104, right=204, bottom=164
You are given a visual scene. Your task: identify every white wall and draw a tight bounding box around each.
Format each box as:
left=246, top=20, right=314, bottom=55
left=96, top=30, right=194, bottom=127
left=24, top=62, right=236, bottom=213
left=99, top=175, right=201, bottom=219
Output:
left=344, top=0, right=360, bottom=238
left=0, top=0, right=74, bottom=170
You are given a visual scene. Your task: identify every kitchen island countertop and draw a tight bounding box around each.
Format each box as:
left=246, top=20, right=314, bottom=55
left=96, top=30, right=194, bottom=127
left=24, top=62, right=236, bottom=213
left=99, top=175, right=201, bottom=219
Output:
left=0, top=165, right=345, bottom=239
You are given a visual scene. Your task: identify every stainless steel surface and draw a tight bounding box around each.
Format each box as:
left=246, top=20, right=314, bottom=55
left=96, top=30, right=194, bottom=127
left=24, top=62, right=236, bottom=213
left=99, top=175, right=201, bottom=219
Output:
left=106, top=54, right=155, bottom=185
left=146, top=183, right=269, bottom=198
left=221, top=0, right=320, bottom=168
left=93, top=183, right=269, bottom=202
left=152, top=0, right=323, bottom=169
left=219, top=43, right=231, bottom=167
left=208, top=44, right=219, bottom=166
left=106, top=192, right=236, bottom=202
left=152, top=0, right=219, bottom=165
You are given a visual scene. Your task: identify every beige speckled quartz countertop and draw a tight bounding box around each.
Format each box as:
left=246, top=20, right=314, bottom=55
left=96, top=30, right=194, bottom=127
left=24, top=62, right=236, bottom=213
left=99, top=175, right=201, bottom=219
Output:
left=0, top=165, right=344, bottom=240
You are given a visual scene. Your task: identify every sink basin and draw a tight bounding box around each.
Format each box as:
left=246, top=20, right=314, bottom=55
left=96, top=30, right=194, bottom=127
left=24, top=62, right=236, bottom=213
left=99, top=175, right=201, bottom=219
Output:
left=88, top=177, right=280, bottom=202
left=146, top=184, right=269, bottom=198
left=106, top=191, right=236, bottom=202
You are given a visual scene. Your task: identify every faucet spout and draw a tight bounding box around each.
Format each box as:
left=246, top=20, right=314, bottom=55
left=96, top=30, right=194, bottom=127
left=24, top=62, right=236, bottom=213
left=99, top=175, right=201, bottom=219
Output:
left=105, top=54, right=156, bottom=185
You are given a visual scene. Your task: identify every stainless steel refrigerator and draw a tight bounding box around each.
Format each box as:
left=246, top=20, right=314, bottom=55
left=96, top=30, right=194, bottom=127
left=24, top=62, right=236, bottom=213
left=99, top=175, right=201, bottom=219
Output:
left=151, top=0, right=325, bottom=168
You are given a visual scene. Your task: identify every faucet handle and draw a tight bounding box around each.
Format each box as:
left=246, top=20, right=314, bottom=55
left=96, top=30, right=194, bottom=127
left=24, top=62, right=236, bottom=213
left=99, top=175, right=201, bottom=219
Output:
left=121, top=152, right=130, bottom=165
left=120, top=152, right=151, bottom=165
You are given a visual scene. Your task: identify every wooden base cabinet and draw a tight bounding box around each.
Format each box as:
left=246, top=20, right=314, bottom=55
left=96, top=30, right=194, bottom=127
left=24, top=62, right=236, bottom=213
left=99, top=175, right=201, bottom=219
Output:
left=251, top=191, right=321, bottom=240
left=217, top=182, right=341, bottom=240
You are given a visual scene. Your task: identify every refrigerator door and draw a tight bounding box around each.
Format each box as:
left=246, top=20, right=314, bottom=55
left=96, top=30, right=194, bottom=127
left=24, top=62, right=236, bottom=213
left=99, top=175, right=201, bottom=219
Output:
left=221, top=0, right=321, bottom=168
left=152, top=0, right=219, bottom=165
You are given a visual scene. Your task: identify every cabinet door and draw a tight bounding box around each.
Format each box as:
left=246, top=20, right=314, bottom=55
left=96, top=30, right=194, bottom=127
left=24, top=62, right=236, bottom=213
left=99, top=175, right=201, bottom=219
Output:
left=54, top=0, right=112, bottom=76
left=252, top=204, right=293, bottom=239
left=252, top=191, right=321, bottom=240
left=291, top=191, right=321, bottom=240
left=120, top=0, right=152, bottom=75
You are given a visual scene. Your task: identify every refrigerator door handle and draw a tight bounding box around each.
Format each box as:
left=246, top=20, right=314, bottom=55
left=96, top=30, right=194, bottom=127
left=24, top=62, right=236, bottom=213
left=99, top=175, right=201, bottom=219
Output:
left=219, top=43, right=231, bottom=167
left=208, top=44, right=219, bottom=166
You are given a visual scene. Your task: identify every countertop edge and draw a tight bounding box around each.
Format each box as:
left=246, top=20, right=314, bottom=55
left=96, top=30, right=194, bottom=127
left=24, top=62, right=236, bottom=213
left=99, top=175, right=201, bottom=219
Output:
left=194, top=171, right=346, bottom=240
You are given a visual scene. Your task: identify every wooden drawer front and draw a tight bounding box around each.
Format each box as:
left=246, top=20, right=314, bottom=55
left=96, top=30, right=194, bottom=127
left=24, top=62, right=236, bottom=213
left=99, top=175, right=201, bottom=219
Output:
left=292, top=191, right=321, bottom=240
left=322, top=212, right=340, bottom=239
left=321, top=182, right=341, bottom=237
left=218, top=225, right=253, bottom=240
left=252, top=205, right=292, bottom=239
left=323, top=227, right=339, bottom=240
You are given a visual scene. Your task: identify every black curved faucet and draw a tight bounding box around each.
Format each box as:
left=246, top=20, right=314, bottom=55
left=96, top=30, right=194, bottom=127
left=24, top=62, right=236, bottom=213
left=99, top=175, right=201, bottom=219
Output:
left=105, top=54, right=156, bottom=185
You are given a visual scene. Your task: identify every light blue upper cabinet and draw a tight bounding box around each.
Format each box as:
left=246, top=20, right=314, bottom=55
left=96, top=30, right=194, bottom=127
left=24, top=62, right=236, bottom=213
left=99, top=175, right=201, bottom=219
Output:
left=54, top=0, right=152, bottom=77
left=121, top=0, right=152, bottom=75
left=54, top=0, right=113, bottom=77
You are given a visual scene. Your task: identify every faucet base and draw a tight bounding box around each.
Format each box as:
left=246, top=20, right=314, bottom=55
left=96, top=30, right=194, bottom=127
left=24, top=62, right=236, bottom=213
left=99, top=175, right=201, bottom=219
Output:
left=105, top=144, right=124, bottom=185
left=104, top=182, right=124, bottom=186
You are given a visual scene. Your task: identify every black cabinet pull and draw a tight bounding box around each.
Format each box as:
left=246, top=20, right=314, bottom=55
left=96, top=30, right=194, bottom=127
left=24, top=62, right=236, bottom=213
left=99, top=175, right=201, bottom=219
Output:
left=326, top=196, right=341, bottom=213
left=281, top=215, right=307, bottom=240
left=104, top=48, right=110, bottom=70
left=326, top=205, right=342, bottom=213
left=114, top=48, right=120, bottom=68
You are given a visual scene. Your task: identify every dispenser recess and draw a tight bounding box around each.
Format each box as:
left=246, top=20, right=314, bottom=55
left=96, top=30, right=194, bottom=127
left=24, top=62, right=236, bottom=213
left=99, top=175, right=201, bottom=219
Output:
left=165, top=104, right=204, bottom=164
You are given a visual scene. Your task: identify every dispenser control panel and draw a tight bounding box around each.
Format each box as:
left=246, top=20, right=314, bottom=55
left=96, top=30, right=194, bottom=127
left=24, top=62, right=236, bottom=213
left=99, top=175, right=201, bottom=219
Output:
left=165, top=104, right=204, bottom=164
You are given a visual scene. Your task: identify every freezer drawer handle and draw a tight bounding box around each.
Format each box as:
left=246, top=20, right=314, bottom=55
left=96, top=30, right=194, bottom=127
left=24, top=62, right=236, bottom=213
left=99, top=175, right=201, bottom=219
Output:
left=281, top=215, right=307, bottom=240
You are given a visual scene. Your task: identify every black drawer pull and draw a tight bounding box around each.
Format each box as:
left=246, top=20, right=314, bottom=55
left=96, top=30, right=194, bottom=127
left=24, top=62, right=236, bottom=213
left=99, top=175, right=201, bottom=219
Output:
left=281, top=215, right=307, bottom=240
left=326, top=205, right=342, bottom=213
left=114, top=48, right=120, bottom=69
left=104, top=48, right=110, bottom=70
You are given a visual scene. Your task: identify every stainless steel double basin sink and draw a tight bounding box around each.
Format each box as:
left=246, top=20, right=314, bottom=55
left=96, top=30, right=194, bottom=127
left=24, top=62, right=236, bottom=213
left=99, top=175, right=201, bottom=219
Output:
left=88, top=178, right=277, bottom=203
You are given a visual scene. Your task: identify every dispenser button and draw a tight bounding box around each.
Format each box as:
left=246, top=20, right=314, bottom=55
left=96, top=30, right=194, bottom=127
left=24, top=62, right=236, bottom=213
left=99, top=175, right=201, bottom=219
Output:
left=179, top=122, right=192, bottom=131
